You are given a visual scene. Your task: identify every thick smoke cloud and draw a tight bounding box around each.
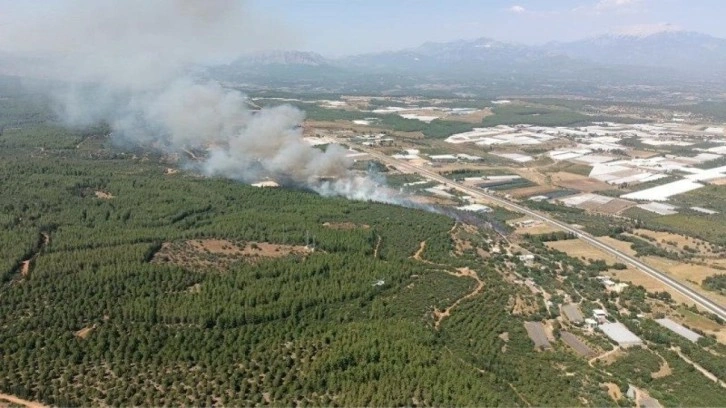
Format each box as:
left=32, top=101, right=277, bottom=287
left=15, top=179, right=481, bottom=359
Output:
left=0, top=0, right=400, bottom=202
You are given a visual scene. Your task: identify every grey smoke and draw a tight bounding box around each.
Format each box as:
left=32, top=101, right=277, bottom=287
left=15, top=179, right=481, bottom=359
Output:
left=0, top=0, right=403, bottom=203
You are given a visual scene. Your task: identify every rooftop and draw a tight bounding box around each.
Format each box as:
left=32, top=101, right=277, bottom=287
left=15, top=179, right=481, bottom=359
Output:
left=599, top=322, right=643, bottom=347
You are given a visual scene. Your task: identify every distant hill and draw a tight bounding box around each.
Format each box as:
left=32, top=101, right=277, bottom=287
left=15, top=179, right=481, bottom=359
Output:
left=546, top=31, right=726, bottom=73
left=232, top=50, right=329, bottom=66
left=213, top=31, right=726, bottom=86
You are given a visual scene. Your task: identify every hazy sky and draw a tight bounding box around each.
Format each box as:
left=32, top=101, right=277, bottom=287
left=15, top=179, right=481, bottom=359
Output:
left=251, top=0, right=726, bottom=55
left=1, top=0, right=724, bottom=57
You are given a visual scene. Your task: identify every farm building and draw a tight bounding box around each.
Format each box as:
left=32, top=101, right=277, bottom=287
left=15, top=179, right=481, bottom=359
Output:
left=655, top=318, right=702, bottom=343
left=599, top=322, right=643, bottom=348
left=562, top=304, right=584, bottom=324
left=592, top=308, right=609, bottom=323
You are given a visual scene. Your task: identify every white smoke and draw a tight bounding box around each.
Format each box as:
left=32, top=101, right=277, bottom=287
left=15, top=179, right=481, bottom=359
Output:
left=0, top=0, right=401, bottom=202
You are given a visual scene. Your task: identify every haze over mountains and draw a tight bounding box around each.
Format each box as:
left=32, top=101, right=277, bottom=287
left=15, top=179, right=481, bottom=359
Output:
left=220, top=31, right=726, bottom=86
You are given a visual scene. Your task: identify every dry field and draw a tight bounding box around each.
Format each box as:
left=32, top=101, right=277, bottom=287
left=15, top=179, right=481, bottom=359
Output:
left=513, top=168, right=548, bottom=186
left=633, top=229, right=720, bottom=256
left=674, top=307, right=726, bottom=343
left=510, top=216, right=562, bottom=235
left=641, top=256, right=726, bottom=306
left=596, top=199, right=636, bottom=214
left=546, top=239, right=618, bottom=263
left=507, top=185, right=558, bottom=199
left=596, top=236, right=638, bottom=257
left=605, top=268, right=694, bottom=306
left=547, top=238, right=705, bottom=307
left=643, top=256, right=722, bottom=284
left=551, top=171, right=611, bottom=192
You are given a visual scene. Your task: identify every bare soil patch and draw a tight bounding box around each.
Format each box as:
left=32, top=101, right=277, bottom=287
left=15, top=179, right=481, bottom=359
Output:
left=551, top=171, right=611, bottom=192
left=94, top=190, right=114, bottom=199
left=75, top=325, right=95, bottom=339
left=546, top=239, right=618, bottom=263
left=514, top=223, right=561, bottom=236
left=651, top=360, right=672, bottom=379
left=0, top=394, right=47, bottom=408
left=20, top=260, right=30, bottom=277
left=591, top=347, right=623, bottom=366
left=596, top=198, right=636, bottom=214
left=641, top=256, right=726, bottom=306
left=602, top=382, right=622, bottom=402
left=675, top=307, right=726, bottom=344
left=507, top=185, right=558, bottom=199
left=153, top=239, right=312, bottom=270
left=322, top=222, right=370, bottom=230
left=663, top=262, right=723, bottom=285
left=596, top=236, right=638, bottom=257
left=413, top=240, right=426, bottom=260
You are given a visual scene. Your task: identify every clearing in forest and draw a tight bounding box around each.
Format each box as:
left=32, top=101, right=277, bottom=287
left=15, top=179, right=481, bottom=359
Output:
left=153, top=239, right=312, bottom=270
left=94, top=191, right=114, bottom=199
left=602, top=382, right=622, bottom=402
left=322, top=222, right=370, bottom=230
left=20, top=260, right=30, bottom=276
left=75, top=326, right=95, bottom=339
left=650, top=359, right=672, bottom=379
left=412, top=240, right=428, bottom=262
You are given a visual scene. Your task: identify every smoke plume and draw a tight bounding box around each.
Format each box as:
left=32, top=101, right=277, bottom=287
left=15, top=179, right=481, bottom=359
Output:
left=0, top=0, right=401, bottom=202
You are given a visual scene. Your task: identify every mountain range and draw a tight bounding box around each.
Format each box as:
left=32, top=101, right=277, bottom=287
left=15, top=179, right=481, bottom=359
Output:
left=215, top=31, right=726, bottom=87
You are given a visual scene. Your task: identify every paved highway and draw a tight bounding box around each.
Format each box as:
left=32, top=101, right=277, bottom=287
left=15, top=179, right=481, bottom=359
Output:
left=363, top=148, right=726, bottom=320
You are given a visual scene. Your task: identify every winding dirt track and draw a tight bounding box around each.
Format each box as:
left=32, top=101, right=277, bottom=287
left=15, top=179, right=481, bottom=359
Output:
left=412, top=241, right=427, bottom=261
left=373, top=235, right=382, bottom=259
left=16, top=233, right=49, bottom=278
left=433, top=267, right=485, bottom=329
left=0, top=393, right=47, bottom=408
